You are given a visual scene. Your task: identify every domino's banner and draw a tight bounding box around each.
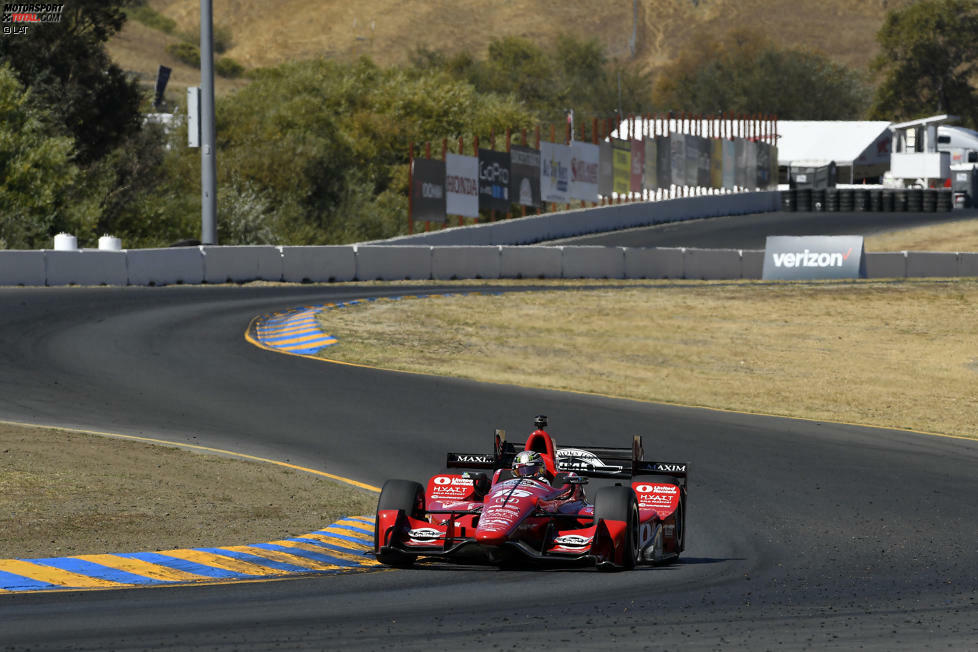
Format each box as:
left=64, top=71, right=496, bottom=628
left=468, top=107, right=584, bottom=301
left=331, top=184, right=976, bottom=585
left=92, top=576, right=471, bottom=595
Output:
left=762, top=236, right=866, bottom=280
left=411, top=158, right=446, bottom=222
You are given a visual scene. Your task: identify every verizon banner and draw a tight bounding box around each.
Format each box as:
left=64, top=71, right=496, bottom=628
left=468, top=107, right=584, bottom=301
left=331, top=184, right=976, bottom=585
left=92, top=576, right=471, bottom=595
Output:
left=478, top=149, right=511, bottom=212
left=762, top=236, right=866, bottom=280
left=411, top=158, right=446, bottom=222
left=445, top=153, right=479, bottom=218
left=510, top=146, right=541, bottom=208
left=570, top=141, right=599, bottom=202
left=540, top=141, right=571, bottom=203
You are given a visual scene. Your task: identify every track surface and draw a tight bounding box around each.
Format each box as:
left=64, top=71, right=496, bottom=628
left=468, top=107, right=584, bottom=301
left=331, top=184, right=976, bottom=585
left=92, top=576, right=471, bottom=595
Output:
left=548, top=209, right=978, bottom=248
left=2, top=213, right=978, bottom=649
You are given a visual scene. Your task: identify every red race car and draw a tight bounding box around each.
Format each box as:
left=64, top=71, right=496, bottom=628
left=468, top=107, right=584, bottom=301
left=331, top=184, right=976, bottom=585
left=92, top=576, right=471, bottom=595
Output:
left=374, top=415, right=687, bottom=571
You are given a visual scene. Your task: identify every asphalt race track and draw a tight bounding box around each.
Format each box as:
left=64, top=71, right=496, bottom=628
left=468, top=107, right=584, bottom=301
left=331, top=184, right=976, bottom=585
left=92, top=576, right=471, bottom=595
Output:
left=548, top=208, right=978, bottom=248
left=2, top=218, right=978, bottom=649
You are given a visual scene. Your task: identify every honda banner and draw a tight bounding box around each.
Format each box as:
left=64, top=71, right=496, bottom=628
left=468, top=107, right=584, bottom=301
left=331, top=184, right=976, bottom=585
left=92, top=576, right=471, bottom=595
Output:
left=445, top=153, right=479, bottom=218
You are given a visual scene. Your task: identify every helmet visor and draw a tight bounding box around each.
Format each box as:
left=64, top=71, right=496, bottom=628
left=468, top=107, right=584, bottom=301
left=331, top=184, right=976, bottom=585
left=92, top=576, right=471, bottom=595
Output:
left=514, top=464, right=540, bottom=477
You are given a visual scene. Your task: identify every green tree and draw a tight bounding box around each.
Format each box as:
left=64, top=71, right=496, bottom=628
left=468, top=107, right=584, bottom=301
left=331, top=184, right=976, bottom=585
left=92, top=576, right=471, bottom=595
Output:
left=0, top=0, right=143, bottom=165
left=871, top=0, right=978, bottom=128
left=0, top=66, right=79, bottom=249
left=652, top=28, right=869, bottom=119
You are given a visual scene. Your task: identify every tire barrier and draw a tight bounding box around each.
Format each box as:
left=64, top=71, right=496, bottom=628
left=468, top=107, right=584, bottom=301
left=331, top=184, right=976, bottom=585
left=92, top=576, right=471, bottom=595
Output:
left=881, top=190, right=895, bottom=212
left=811, top=188, right=826, bottom=212
left=795, top=188, right=812, bottom=212
left=894, top=189, right=908, bottom=212
left=824, top=188, right=839, bottom=212
left=907, top=188, right=924, bottom=212
left=869, top=190, right=883, bottom=212
left=780, top=189, right=796, bottom=212
left=853, top=189, right=868, bottom=212
left=922, top=189, right=937, bottom=213
left=839, top=189, right=854, bottom=212
left=937, top=189, right=953, bottom=212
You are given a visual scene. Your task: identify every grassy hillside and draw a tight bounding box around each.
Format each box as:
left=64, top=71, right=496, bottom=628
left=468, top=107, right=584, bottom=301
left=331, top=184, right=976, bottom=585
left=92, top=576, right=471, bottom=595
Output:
left=110, top=0, right=915, bottom=101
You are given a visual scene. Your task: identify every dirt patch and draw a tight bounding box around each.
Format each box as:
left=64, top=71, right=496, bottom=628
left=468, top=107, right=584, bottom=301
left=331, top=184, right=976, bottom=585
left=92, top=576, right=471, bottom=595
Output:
left=0, top=424, right=377, bottom=559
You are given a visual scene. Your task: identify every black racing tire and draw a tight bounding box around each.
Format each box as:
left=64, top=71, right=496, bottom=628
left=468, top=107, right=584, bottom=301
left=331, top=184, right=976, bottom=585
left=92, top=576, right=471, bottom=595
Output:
left=375, top=479, right=425, bottom=567
left=594, top=486, right=639, bottom=571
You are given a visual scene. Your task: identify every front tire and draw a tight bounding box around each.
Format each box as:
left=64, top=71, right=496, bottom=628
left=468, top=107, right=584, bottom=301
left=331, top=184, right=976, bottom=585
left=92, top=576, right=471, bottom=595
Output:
left=593, top=486, right=639, bottom=571
left=375, top=479, right=425, bottom=567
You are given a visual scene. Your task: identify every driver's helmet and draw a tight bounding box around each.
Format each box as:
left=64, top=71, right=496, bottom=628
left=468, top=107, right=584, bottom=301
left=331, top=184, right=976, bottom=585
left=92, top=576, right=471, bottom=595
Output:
left=512, top=450, right=546, bottom=480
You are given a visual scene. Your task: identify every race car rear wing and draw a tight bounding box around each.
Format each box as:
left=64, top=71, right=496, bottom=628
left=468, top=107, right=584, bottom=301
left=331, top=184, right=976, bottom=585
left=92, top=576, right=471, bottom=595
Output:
left=447, top=431, right=688, bottom=482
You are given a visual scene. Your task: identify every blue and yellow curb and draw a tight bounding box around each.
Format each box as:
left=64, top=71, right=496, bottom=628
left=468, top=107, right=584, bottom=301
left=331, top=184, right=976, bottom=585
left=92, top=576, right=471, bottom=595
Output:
left=0, top=516, right=380, bottom=593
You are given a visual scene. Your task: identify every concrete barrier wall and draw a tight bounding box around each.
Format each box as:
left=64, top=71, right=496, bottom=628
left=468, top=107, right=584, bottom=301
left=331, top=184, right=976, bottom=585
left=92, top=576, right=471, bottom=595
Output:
left=281, top=246, right=356, bottom=283
left=0, top=250, right=47, bottom=286
left=355, top=246, right=432, bottom=281
left=127, top=247, right=204, bottom=286
left=905, top=251, right=959, bottom=278
left=374, top=191, right=781, bottom=247
left=431, top=246, right=500, bottom=280
left=45, top=250, right=128, bottom=286
left=741, top=250, right=765, bottom=279
left=562, top=247, right=625, bottom=279
left=865, top=252, right=907, bottom=279
left=959, top=253, right=978, bottom=276
left=623, top=247, right=684, bottom=279
left=203, top=245, right=282, bottom=283
left=500, top=246, right=563, bottom=279
left=683, top=248, right=742, bottom=280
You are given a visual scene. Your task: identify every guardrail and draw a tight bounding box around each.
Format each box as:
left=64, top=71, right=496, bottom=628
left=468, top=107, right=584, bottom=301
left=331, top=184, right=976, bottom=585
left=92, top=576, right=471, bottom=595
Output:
left=3, top=245, right=977, bottom=286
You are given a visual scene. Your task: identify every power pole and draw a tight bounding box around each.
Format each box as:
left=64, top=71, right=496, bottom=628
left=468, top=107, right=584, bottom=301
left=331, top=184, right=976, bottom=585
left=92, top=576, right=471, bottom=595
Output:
left=200, top=0, right=217, bottom=245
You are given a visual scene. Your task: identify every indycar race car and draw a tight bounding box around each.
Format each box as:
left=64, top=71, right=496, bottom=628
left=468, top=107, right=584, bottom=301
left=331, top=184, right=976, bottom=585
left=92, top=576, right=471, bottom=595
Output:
left=374, top=415, right=687, bottom=571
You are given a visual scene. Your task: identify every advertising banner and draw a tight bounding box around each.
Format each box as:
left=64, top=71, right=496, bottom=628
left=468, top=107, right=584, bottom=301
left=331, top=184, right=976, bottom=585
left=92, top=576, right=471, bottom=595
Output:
left=644, top=138, right=658, bottom=190
left=598, top=140, right=613, bottom=197
left=630, top=139, right=644, bottom=194
left=612, top=139, right=631, bottom=196
left=411, top=158, right=447, bottom=222
left=684, top=135, right=700, bottom=187
left=445, top=153, right=479, bottom=218
left=540, top=141, right=571, bottom=203
left=734, top=138, right=748, bottom=188
left=762, top=236, right=866, bottom=280
left=670, top=134, right=686, bottom=188
left=696, top=136, right=711, bottom=188
left=745, top=140, right=758, bottom=189
left=478, top=149, right=511, bottom=212
left=710, top=139, right=723, bottom=188
left=756, top=142, right=771, bottom=190
left=570, top=141, right=599, bottom=202
left=656, top=135, right=671, bottom=189
left=509, top=146, right=541, bottom=208
left=722, top=139, right=736, bottom=189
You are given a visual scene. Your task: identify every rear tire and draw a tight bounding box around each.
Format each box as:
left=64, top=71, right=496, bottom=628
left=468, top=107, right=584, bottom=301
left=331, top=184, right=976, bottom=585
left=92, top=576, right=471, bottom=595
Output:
left=594, top=486, right=639, bottom=571
left=375, top=479, right=425, bottom=567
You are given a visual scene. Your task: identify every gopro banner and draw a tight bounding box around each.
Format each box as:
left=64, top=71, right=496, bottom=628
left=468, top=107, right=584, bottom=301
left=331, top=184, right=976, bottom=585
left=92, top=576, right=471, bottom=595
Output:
left=510, top=146, right=541, bottom=208
left=445, top=153, right=479, bottom=218
left=762, top=236, right=866, bottom=280
left=540, top=142, right=571, bottom=203
left=411, top=158, right=447, bottom=222
left=478, top=149, right=511, bottom=212
left=570, top=141, right=599, bottom=202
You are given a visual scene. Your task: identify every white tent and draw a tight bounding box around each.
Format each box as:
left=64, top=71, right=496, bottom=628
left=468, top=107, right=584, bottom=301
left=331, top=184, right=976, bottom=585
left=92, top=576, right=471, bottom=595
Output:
left=776, top=121, right=892, bottom=182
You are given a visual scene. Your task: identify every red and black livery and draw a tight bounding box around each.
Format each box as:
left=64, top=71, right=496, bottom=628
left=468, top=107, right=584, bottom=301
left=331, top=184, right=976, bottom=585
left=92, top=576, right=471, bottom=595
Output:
left=374, top=416, right=688, bottom=571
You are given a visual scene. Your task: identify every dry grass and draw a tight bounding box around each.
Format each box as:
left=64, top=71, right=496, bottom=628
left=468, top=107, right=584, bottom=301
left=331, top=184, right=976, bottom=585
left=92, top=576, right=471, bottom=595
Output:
left=113, top=0, right=910, bottom=98
left=0, top=424, right=376, bottom=559
left=865, top=218, right=978, bottom=253
left=317, top=280, right=978, bottom=439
